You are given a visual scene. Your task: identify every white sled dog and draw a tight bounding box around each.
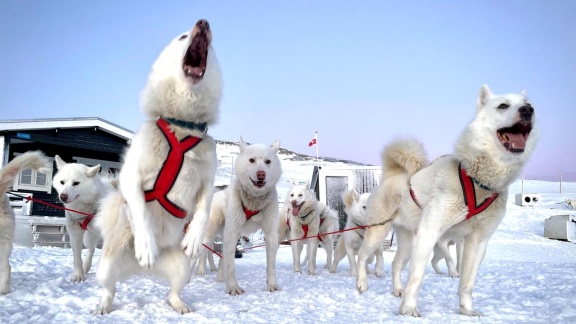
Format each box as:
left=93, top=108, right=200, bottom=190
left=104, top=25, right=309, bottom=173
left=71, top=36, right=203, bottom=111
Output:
left=94, top=19, right=222, bottom=314
left=277, top=181, right=321, bottom=274
left=218, top=137, right=282, bottom=295
left=330, top=189, right=384, bottom=277
left=356, top=85, right=538, bottom=317
left=0, top=151, right=50, bottom=294
left=52, top=156, right=116, bottom=282
left=299, top=201, right=338, bottom=270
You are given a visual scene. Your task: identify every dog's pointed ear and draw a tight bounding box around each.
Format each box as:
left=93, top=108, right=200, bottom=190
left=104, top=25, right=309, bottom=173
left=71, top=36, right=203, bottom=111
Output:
left=87, top=164, right=101, bottom=177
left=54, top=155, right=66, bottom=170
left=342, top=189, right=354, bottom=208
left=270, top=140, right=280, bottom=153
left=238, top=137, right=246, bottom=154
left=520, top=89, right=527, bottom=97
left=477, top=84, right=493, bottom=111
left=352, top=189, right=360, bottom=202
left=305, top=180, right=310, bottom=188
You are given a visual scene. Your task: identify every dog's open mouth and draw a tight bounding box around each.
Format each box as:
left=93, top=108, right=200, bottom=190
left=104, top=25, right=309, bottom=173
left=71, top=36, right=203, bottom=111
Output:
left=291, top=201, right=304, bottom=216
left=497, top=121, right=532, bottom=153
left=251, top=179, right=266, bottom=188
left=183, top=20, right=211, bottom=84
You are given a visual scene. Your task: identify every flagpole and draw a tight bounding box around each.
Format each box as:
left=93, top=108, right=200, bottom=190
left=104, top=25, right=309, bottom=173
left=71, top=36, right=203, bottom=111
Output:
left=315, top=131, right=319, bottom=163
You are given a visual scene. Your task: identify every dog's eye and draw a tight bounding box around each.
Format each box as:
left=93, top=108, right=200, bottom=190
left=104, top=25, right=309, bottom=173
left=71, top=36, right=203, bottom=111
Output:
left=60, top=180, right=64, bottom=185
left=497, top=103, right=509, bottom=110
left=73, top=181, right=80, bottom=186
left=290, top=194, right=294, bottom=197
left=298, top=194, right=302, bottom=197
left=249, top=158, right=255, bottom=163
left=363, top=206, right=366, bottom=209
left=178, top=35, right=188, bottom=41
left=265, top=159, right=271, bottom=165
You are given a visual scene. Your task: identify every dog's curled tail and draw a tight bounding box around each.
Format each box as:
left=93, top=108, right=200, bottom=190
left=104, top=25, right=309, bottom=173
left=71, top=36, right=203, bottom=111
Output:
left=0, top=151, right=51, bottom=195
left=381, top=138, right=428, bottom=179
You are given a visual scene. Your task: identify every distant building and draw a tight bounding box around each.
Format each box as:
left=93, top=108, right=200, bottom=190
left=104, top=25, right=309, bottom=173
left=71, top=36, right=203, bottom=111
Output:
left=0, top=117, right=132, bottom=217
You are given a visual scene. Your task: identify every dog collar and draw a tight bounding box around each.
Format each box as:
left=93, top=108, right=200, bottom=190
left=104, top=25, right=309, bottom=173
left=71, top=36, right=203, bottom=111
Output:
left=165, top=117, right=208, bottom=134
left=299, top=209, right=314, bottom=220
left=471, top=177, right=494, bottom=192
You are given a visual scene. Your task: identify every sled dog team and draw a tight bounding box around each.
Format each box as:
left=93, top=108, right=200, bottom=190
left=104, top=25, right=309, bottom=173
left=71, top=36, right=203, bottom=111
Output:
left=0, top=19, right=539, bottom=317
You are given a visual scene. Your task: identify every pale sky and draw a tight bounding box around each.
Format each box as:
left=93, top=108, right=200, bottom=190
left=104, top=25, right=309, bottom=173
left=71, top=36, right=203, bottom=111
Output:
left=1, top=1, right=574, bottom=180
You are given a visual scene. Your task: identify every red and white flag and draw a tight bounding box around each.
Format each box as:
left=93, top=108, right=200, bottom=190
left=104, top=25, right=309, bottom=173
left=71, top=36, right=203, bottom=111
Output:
left=308, top=132, right=317, bottom=147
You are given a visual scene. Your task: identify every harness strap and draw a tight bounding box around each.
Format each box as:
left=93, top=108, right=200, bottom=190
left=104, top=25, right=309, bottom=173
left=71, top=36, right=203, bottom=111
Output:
left=79, top=216, right=93, bottom=230
left=144, top=118, right=202, bottom=219
left=286, top=216, right=311, bottom=240
left=409, top=187, right=421, bottom=208
left=243, top=204, right=260, bottom=220
left=458, top=164, right=499, bottom=219
left=408, top=163, right=499, bottom=220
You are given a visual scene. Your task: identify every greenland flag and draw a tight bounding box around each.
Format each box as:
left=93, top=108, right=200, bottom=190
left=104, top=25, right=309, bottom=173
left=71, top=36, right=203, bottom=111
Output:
left=308, top=132, right=317, bottom=147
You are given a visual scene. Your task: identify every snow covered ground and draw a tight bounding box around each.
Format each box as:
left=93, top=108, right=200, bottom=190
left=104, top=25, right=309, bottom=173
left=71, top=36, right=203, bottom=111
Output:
left=2, top=150, right=576, bottom=323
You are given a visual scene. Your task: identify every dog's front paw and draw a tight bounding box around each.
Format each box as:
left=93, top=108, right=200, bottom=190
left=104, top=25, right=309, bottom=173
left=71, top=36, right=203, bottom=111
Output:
left=169, top=296, right=192, bottom=314
left=356, top=276, right=368, bottom=293
left=459, top=306, right=483, bottom=316
left=399, top=302, right=421, bottom=317
left=448, top=271, right=460, bottom=278
left=226, top=284, right=245, bottom=296
left=181, top=227, right=203, bottom=259
left=374, top=267, right=384, bottom=278
left=95, top=302, right=112, bottom=315
left=393, top=288, right=403, bottom=297
left=134, top=233, right=158, bottom=268
left=308, top=269, right=316, bottom=275
left=267, top=283, right=282, bottom=292
left=329, top=266, right=337, bottom=274
left=70, top=271, right=85, bottom=283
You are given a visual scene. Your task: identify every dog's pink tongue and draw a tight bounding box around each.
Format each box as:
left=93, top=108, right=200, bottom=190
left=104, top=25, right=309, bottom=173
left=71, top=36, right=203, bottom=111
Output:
left=505, top=132, right=526, bottom=149
left=292, top=205, right=301, bottom=216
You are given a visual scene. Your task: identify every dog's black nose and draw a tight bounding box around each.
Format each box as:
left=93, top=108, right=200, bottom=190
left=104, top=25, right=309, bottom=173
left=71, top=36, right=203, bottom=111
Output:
left=196, top=19, right=210, bottom=31
left=59, top=193, right=68, bottom=202
left=519, top=105, right=534, bottom=121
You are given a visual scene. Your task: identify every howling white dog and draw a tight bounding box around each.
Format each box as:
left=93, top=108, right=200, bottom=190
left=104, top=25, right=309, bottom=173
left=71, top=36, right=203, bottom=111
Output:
left=356, top=85, right=538, bottom=317
left=94, top=19, right=222, bottom=314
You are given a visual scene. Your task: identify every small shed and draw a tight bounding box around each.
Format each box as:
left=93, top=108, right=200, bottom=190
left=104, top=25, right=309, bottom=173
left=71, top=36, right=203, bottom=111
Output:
left=311, top=165, right=381, bottom=230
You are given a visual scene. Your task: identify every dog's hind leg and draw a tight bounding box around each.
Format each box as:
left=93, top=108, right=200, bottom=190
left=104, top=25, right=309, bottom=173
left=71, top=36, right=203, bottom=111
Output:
left=430, top=243, right=444, bottom=274
left=356, top=224, right=392, bottom=293
left=329, top=236, right=345, bottom=274
left=0, top=241, right=13, bottom=294
left=95, top=244, right=135, bottom=314
left=437, top=240, right=459, bottom=277
left=323, top=236, right=334, bottom=269
left=373, top=245, right=384, bottom=277
left=391, top=227, right=412, bottom=297
left=207, top=251, right=217, bottom=271
left=154, top=248, right=192, bottom=314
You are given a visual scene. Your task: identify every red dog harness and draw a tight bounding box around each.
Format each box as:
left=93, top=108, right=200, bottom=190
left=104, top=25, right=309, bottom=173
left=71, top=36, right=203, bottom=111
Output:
left=144, top=118, right=202, bottom=218
left=410, top=163, right=499, bottom=220
left=458, top=164, right=499, bottom=220
left=286, top=214, right=324, bottom=241
left=243, top=204, right=260, bottom=220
